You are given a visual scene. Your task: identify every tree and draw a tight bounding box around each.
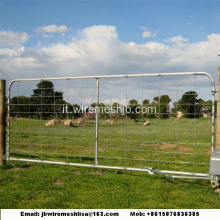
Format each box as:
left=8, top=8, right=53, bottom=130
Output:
left=129, top=99, right=138, bottom=105
left=10, top=96, right=30, bottom=118
left=54, top=99, right=69, bottom=119
left=32, top=81, right=63, bottom=102
left=198, top=99, right=212, bottom=114
left=111, top=102, right=123, bottom=119
left=31, top=80, right=64, bottom=119
left=152, top=94, right=171, bottom=118
left=160, top=95, right=172, bottom=118
left=153, top=96, right=159, bottom=103
left=90, top=103, right=97, bottom=108
left=178, top=91, right=199, bottom=118
left=171, top=101, right=182, bottom=116
left=142, top=99, right=149, bottom=106
left=160, top=95, right=171, bottom=104
left=127, top=99, right=141, bottom=120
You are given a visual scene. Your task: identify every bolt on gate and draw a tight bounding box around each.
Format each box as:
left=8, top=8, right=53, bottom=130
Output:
left=6, top=72, right=220, bottom=183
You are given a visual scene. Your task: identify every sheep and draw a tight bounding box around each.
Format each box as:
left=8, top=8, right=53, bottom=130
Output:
left=64, top=119, right=73, bottom=127
left=76, top=117, right=86, bottom=124
left=105, top=119, right=114, bottom=125
left=177, top=111, right=183, bottom=118
left=143, top=121, right=150, bottom=126
left=45, top=119, right=61, bottom=126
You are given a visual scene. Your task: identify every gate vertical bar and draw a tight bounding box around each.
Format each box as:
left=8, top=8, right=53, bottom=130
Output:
left=95, top=78, right=99, bottom=165
left=0, top=79, right=6, bottom=166
left=216, top=67, right=220, bottom=149
left=211, top=75, right=216, bottom=152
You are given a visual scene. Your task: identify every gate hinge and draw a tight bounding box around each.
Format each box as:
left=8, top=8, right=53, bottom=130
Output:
left=3, top=155, right=8, bottom=160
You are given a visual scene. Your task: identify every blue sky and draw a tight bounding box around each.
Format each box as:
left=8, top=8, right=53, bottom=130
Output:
left=1, top=0, right=220, bottom=45
left=0, top=0, right=220, bottom=86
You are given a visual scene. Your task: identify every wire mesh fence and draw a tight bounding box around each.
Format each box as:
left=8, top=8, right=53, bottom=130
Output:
left=7, top=72, right=216, bottom=177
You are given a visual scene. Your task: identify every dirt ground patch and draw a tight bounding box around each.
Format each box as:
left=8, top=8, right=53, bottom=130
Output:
left=160, top=143, right=192, bottom=152
left=73, top=171, right=81, bottom=175
left=21, top=199, right=34, bottom=203
left=178, top=147, right=193, bottom=152
left=7, top=165, right=34, bottom=171
left=74, top=148, right=105, bottom=152
left=90, top=171, right=102, bottom=176
left=206, top=148, right=212, bottom=154
left=13, top=175, right=20, bottom=178
left=140, top=142, right=192, bottom=152
left=54, top=180, right=64, bottom=185
left=12, top=117, right=30, bottom=121
left=159, top=143, right=176, bottom=150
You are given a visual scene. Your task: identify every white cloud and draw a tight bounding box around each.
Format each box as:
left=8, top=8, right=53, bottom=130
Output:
left=142, top=31, right=156, bottom=38
left=42, top=33, right=54, bottom=39
left=1, top=25, right=220, bottom=87
left=105, top=98, right=127, bottom=106
left=141, top=27, right=157, bottom=38
left=35, top=24, right=72, bottom=33
left=0, top=30, right=29, bottom=47
left=165, top=35, right=189, bottom=44
left=0, top=46, right=25, bottom=57
left=79, top=25, right=117, bottom=42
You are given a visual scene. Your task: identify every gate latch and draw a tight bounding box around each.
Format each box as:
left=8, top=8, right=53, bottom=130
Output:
left=209, top=149, right=220, bottom=175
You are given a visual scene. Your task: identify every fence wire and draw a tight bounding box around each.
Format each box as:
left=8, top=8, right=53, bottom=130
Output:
left=7, top=72, right=216, bottom=177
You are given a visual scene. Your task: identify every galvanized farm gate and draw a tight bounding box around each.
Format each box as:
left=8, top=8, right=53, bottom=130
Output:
left=4, top=72, right=220, bottom=183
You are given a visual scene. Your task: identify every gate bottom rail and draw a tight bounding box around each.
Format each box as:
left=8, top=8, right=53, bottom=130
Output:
left=8, top=157, right=219, bottom=182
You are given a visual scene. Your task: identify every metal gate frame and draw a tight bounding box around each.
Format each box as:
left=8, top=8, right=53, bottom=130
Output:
left=6, top=72, right=219, bottom=182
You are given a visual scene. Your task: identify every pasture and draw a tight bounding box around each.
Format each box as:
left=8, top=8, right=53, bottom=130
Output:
left=9, top=117, right=212, bottom=174
left=1, top=117, right=219, bottom=209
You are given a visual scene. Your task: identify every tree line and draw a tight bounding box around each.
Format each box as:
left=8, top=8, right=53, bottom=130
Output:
left=9, top=80, right=213, bottom=120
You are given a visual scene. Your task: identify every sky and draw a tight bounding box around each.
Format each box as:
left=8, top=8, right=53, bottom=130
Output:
left=0, top=0, right=220, bottom=103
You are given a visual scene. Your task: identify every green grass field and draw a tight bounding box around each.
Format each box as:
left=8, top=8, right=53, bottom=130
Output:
left=0, top=161, right=220, bottom=209
left=9, top=117, right=213, bottom=173
left=1, top=117, right=219, bottom=209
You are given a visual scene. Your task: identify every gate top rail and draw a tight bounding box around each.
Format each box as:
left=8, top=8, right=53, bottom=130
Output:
left=8, top=72, right=215, bottom=90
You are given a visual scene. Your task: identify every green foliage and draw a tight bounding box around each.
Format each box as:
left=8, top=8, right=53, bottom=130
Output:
left=152, top=94, right=172, bottom=118
left=129, top=99, right=138, bottom=105
left=142, top=99, right=155, bottom=119
left=110, top=102, right=123, bottom=119
left=0, top=164, right=13, bottom=170
left=31, top=81, right=64, bottom=119
left=10, top=81, right=66, bottom=119
left=142, top=99, right=149, bottom=105
left=126, top=100, right=141, bottom=120
left=178, top=91, right=200, bottom=118
left=10, top=96, right=30, bottom=118
left=10, top=83, right=215, bottom=121
left=198, top=99, right=212, bottom=114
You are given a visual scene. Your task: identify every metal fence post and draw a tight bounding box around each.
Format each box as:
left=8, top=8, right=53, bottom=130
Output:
left=214, top=68, right=220, bottom=192
left=216, top=68, right=220, bottom=149
left=0, top=79, right=6, bottom=166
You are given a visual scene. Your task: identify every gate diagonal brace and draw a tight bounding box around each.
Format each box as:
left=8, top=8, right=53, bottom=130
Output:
left=147, top=167, right=175, bottom=179
left=146, top=167, right=219, bottom=181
